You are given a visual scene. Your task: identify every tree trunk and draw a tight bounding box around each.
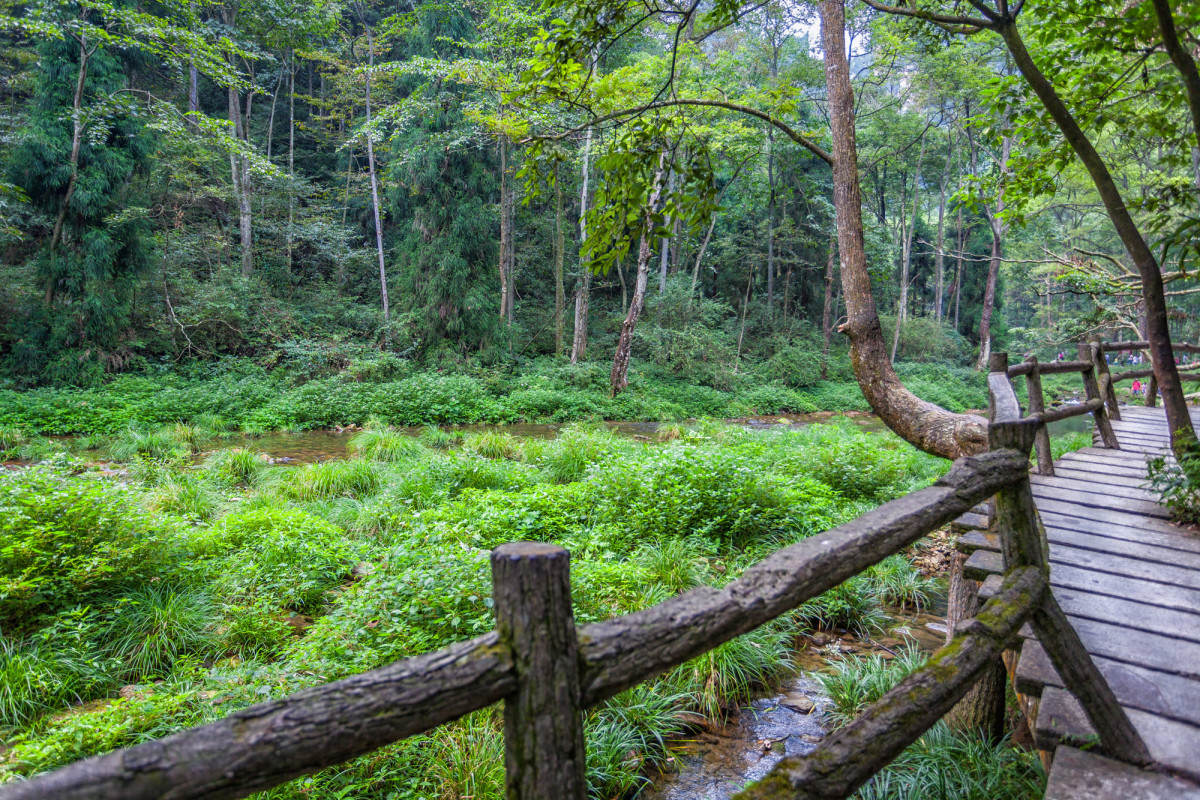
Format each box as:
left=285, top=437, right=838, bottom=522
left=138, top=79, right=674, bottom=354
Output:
left=287, top=53, right=296, bottom=272
left=499, top=135, right=510, bottom=325
left=821, top=237, right=836, bottom=380
left=999, top=19, right=1196, bottom=458
left=658, top=166, right=675, bottom=293
left=766, top=123, right=776, bottom=313
left=47, top=28, right=93, bottom=303
left=891, top=133, right=927, bottom=363
left=364, top=27, right=390, bottom=338
left=945, top=551, right=1008, bottom=742
left=976, top=135, right=1010, bottom=371
left=610, top=162, right=666, bottom=396
left=554, top=163, right=565, bottom=356
left=820, top=0, right=987, bottom=460
left=954, top=203, right=964, bottom=331
left=934, top=133, right=952, bottom=321
left=570, top=123, right=593, bottom=364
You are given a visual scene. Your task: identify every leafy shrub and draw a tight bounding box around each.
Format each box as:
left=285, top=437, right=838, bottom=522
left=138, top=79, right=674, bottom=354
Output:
left=737, top=384, right=819, bottom=415
left=1147, top=437, right=1200, bottom=524
left=209, top=508, right=359, bottom=612
left=0, top=469, right=172, bottom=625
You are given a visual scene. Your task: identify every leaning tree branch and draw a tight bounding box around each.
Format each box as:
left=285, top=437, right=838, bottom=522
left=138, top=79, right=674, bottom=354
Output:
left=537, top=99, right=833, bottom=164
left=858, top=0, right=991, bottom=33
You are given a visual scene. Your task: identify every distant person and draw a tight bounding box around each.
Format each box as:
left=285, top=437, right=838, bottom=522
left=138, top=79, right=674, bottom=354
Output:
left=1132, top=379, right=1142, bottom=397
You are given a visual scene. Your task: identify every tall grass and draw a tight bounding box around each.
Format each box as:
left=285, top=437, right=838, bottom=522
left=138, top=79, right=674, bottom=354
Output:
left=0, top=638, right=65, bottom=729
left=104, top=584, right=217, bottom=681
left=819, top=646, right=928, bottom=726
left=347, top=424, right=426, bottom=462
left=203, top=447, right=265, bottom=487
left=463, top=430, right=522, bottom=460
left=280, top=459, right=380, bottom=501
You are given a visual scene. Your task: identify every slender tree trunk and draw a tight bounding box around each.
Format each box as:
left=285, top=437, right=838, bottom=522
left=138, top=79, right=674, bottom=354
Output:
left=499, top=135, right=510, bottom=324
left=892, top=133, right=927, bottom=363
left=571, top=123, right=593, bottom=363
left=611, top=161, right=667, bottom=395
left=821, top=236, right=836, bottom=380
left=954, top=204, right=964, bottom=331
left=658, top=165, right=675, bottom=293
left=364, top=27, right=389, bottom=338
left=287, top=53, right=296, bottom=272
left=766, top=123, right=776, bottom=313
left=554, top=163, right=565, bottom=355
left=976, top=135, right=1011, bottom=370
left=47, top=30, right=93, bottom=303
left=999, top=19, right=1196, bottom=456
left=189, top=63, right=199, bottom=115
left=690, top=212, right=717, bottom=306
left=934, top=133, right=952, bottom=320
left=735, top=262, right=753, bottom=374
left=820, top=0, right=986, bottom=459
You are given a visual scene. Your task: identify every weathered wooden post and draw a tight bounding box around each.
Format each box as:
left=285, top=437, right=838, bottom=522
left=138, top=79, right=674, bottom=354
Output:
left=491, top=542, right=587, bottom=800
left=1090, top=338, right=1122, bottom=421
left=1077, top=343, right=1120, bottom=449
left=1022, top=356, right=1054, bottom=476
left=989, top=412, right=1151, bottom=765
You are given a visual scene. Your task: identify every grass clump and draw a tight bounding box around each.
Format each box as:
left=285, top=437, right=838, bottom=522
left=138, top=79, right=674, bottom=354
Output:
left=203, top=447, right=265, bottom=487
left=104, top=584, right=217, bottom=681
left=347, top=423, right=425, bottom=462
left=279, top=459, right=380, bottom=501
left=463, top=430, right=522, bottom=460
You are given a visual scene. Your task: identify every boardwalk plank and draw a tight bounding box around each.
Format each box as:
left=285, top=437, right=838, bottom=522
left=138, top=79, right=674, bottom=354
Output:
left=1017, top=639, right=1200, bottom=724
left=1051, top=586, right=1200, bottom=644
left=1037, top=688, right=1200, bottom=780
left=1049, top=563, right=1200, bottom=616
left=1045, top=528, right=1200, bottom=572
left=1032, top=496, right=1180, bottom=533
left=1030, top=474, right=1159, bottom=503
left=1044, top=746, right=1200, bottom=799
left=1040, top=511, right=1200, bottom=555
left=1048, top=542, right=1200, bottom=591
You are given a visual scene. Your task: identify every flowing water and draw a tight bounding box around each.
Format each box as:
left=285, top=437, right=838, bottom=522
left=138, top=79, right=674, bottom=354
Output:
left=196, top=412, right=886, bottom=464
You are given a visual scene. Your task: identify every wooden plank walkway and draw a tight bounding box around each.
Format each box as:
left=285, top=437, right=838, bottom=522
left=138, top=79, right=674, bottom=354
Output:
left=965, top=405, right=1200, bottom=796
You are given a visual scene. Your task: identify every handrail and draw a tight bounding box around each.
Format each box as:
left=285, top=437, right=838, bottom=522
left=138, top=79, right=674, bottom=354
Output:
left=1, top=345, right=1157, bottom=800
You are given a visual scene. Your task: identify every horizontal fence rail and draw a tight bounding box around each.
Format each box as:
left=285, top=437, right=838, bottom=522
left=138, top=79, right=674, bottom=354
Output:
left=2, top=340, right=1168, bottom=800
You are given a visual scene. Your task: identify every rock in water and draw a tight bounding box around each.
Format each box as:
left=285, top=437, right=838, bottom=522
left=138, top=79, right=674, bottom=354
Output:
left=781, top=693, right=815, bottom=714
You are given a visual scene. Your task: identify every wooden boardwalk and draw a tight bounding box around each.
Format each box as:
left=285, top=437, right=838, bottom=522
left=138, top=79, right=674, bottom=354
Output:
left=966, top=405, right=1200, bottom=795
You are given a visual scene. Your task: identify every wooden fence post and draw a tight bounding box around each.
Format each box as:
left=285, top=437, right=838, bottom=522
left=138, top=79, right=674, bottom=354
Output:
left=989, top=417, right=1151, bottom=765
left=1078, top=343, right=1120, bottom=449
left=1091, top=338, right=1122, bottom=421
left=492, top=542, right=587, bottom=800
left=1022, top=356, right=1054, bottom=476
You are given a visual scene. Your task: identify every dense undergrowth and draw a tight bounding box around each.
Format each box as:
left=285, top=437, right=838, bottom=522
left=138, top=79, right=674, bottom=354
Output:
left=0, top=419, right=952, bottom=797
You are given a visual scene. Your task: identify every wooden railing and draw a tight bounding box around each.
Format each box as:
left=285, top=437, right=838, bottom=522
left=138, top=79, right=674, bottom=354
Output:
left=0, top=357, right=1155, bottom=800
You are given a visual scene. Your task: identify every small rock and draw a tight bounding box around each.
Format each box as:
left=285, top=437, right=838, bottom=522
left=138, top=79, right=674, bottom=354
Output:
left=781, top=693, right=815, bottom=714
left=925, top=621, right=949, bottom=635
left=352, top=562, right=376, bottom=579
left=284, top=614, right=314, bottom=635
left=800, top=734, right=824, bottom=744
left=119, top=685, right=145, bottom=701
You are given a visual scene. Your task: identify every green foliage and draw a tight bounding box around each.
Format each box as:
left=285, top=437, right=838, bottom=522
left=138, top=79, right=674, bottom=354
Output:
left=0, top=468, right=171, bottom=626
left=202, top=448, right=265, bottom=487
left=209, top=508, right=359, bottom=612
left=1147, top=437, right=1200, bottom=525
